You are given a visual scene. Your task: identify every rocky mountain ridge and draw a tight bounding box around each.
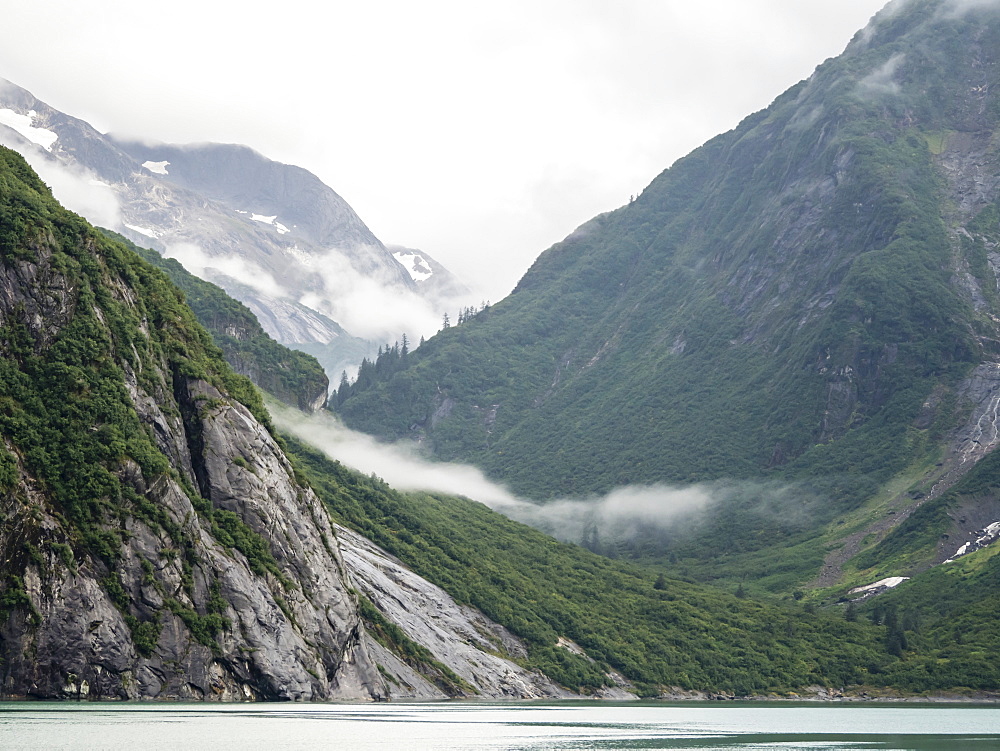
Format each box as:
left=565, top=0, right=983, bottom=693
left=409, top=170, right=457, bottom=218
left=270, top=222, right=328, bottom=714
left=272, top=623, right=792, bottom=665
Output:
left=0, top=78, right=473, bottom=382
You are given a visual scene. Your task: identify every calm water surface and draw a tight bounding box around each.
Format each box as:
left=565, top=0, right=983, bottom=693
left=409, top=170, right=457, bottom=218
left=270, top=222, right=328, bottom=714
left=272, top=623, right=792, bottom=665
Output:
left=1, top=701, right=998, bottom=750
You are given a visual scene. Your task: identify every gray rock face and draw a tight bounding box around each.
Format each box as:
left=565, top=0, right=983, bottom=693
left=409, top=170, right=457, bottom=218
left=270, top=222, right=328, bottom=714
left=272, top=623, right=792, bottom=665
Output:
left=0, top=78, right=410, bottom=356
left=186, top=379, right=384, bottom=699
left=110, top=141, right=386, bottom=257
left=0, top=373, right=388, bottom=700
left=0, top=210, right=594, bottom=701
left=0, top=221, right=382, bottom=700
left=336, top=525, right=573, bottom=700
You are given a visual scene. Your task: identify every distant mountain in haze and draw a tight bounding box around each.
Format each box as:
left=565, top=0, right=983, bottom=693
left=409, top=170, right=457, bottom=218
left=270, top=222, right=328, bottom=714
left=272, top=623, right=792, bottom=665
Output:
left=388, top=244, right=474, bottom=310
left=332, top=0, right=1000, bottom=601
left=0, top=78, right=474, bottom=380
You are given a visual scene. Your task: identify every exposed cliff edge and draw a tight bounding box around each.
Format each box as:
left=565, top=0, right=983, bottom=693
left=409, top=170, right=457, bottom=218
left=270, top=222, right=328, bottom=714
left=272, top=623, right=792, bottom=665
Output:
left=336, top=524, right=584, bottom=700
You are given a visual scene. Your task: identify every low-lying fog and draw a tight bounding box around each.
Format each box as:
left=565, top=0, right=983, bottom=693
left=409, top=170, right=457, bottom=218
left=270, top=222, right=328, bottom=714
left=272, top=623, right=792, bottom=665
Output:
left=270, top=401, right=813, bottom=547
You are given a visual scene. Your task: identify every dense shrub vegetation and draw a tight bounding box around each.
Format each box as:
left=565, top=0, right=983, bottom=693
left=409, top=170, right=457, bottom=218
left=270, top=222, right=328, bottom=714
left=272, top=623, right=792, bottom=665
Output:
left=286, top=435, right=908, bottom=694
left=331, top=0, right=1000, bottom=594
left=103, top=231, right=329, bottom=412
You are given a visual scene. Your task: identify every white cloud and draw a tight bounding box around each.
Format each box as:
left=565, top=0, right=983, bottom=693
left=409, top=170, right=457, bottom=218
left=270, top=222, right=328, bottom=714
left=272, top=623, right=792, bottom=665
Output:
left=0, top=129, right=121, bottom=229
left=165, top=242, right=288, bottom=299
left=942, top=0, right=1000, bottom=14
left=298, top=248, right=442, bottom=341
left=512, top=484, right=717, bottom=544
left=858, top=53, right=905, bottom=97
left=271, top=404, right=522, bottom=507
left=0, top=1, right=889, bottom=304
left=269, top=403, right=775, bottom=544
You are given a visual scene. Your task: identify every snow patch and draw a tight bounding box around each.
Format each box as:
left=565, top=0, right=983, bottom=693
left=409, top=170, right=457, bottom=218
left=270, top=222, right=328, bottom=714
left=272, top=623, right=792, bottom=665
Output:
left=0, top=109, right=58, bottom=151
left=393, top=251, right=434, bottom=282
left=166, top=242, right=287, bottom=299
left=88, top=179, right=112, bottom=189
left=849, top=576, right=909, bottom=596
left=946, top=543, right=970, bottom=562
left=124, top=223, right=159, bottom=239
left=944, top=521, right=1000, bottom=563
left=142, top=161, right=170, bottom=175
left=249, top=213, right=291, bottom=234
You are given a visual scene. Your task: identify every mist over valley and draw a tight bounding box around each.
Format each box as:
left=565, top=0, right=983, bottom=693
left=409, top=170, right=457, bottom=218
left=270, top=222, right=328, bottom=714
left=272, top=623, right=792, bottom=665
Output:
left=2, top=0, right=1000, bottom=703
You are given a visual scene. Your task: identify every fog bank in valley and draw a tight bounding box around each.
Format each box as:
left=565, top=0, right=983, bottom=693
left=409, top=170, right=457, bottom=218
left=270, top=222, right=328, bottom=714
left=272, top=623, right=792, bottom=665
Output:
left=270, top=402, right=813, bottom=548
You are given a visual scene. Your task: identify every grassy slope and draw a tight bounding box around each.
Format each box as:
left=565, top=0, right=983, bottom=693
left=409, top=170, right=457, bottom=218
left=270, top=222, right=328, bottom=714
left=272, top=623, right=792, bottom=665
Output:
left=285, top=434, right=920, bottom=695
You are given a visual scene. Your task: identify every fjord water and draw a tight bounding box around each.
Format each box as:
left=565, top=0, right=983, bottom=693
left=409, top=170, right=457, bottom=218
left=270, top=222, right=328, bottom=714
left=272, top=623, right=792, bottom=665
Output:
left=1, top=702, right=998, bottom=750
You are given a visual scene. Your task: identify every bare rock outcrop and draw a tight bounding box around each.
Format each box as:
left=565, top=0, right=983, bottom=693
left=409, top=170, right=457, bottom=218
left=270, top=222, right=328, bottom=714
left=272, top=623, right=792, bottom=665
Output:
left=336, top=525, right=574, bottom=700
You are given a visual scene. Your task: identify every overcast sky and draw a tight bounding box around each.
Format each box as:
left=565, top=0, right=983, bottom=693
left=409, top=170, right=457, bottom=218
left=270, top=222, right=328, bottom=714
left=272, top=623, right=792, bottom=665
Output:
left=0, top=1, right=887, bottom=301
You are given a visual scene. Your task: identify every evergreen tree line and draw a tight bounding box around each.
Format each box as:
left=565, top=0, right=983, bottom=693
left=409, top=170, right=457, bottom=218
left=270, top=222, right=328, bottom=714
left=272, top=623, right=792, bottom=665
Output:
left=444, top=301, right=491, bottom=329
left=334, top=334, right=412, bottom=407
left=334, top=301, right=491, bottom=407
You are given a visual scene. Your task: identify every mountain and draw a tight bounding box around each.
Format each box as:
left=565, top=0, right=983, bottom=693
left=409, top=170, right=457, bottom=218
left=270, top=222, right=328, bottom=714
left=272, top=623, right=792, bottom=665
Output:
left=332, top=0, right=1000, bottom=592
left=0, top=146, right=582, bottom=700
left=106, top=230, right=330, bottom=413
left=0, top=79, right=473, bottom=382
left=387, top=244, right=475, bottom=309
left=4, top=145, right=941, bottom=699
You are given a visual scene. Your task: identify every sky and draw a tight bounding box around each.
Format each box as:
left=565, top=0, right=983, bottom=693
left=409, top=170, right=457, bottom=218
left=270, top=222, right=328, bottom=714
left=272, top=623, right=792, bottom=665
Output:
left=0, top=0, right=888, bottom=302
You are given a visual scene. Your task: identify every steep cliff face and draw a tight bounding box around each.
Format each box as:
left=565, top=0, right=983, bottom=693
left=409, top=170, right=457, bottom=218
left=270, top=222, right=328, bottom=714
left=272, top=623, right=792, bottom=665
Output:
left=0, top=147, right=558, bottom=701
left=0, top=390, right=384, bottom=700
left=0, top=146, right=380, bottom=698
left=336, top=525, right=577, bottom=700
left=118, top=236, right=330, bottom=413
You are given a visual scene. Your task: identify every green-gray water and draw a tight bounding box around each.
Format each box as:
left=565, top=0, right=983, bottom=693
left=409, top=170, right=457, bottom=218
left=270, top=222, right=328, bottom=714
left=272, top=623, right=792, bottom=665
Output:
left=1, top=702, right=998, bottom=750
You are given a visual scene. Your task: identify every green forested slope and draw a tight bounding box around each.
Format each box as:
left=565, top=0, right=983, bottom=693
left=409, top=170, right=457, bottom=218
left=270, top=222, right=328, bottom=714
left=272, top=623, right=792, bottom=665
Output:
left=0, top=145, right=901, bottom=696
left=331, top=0, right=1000, bottom=593
left=102, top=231, right=329, bottom=412
left=285, top=435, right=903, bottom=694
left=287, top=433, right=1000, bottom=694
left=335, top=0, right=991, bottom=501
left=861, top=543, right=1000, bottom=692
left=2, top=140, right=994, bottom=696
